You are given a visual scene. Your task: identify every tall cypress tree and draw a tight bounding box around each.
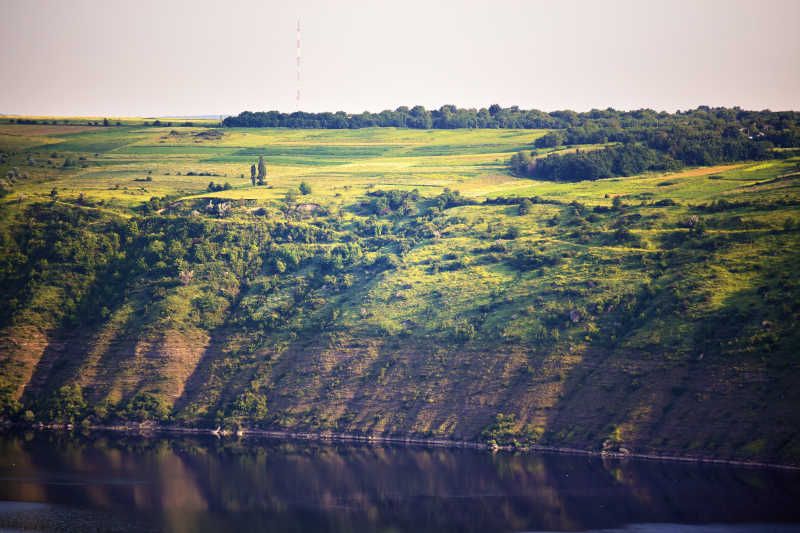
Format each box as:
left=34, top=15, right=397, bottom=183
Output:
left=257, top=156, right=266, bottom=185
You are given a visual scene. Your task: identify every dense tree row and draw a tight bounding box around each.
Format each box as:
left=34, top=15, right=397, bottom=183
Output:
left=513, top=145, right=681, bottom=181
left=514, top=113, right=791, bottom=181
left=518, top=141, right=777, bottom=183
left=3, top=118, right=198, bottom=127
left=223, top=106, right=800, bottom=134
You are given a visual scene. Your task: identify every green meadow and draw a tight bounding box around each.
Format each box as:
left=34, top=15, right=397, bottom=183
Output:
left=1, top=123, right=799, bottom=464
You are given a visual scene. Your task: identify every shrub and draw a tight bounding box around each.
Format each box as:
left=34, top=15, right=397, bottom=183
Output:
left=509, top=248, right=561, bottom=270
left=451, top=319, right=476, bottom=342
left=44, top=384, right=87, bottom=424
left=122, top=392, right=170, bottom=422
left=518, top=198, right=534, bottom=215
left=481, top=413, right=518, bottom=446
left=679, top=215, right=706, bottom=235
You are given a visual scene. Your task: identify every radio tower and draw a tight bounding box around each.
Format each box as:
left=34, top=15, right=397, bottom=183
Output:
left=296, top=19, right=301, bottom=110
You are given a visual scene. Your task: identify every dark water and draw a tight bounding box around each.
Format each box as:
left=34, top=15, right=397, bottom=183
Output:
left=0, top=432, right=798, bottom=532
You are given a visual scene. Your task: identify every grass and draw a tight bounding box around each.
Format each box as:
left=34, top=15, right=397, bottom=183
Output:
left=0, top=121, right=799, bottom=464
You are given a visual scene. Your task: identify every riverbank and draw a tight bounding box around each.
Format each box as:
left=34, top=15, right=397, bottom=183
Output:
left=11, top=422, right=800, bottom=471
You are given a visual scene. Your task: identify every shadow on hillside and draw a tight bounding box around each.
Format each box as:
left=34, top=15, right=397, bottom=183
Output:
left=20, top=287, right=146, bottom=408
left=253, top=328, right=530, bottom=441
left=170, top=325, right=232, bottom=420
left=539, top=249, right=800, bottom=462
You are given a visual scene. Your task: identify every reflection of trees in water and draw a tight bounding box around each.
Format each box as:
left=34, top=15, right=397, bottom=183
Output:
left=0, top=432, right=799, bottom=533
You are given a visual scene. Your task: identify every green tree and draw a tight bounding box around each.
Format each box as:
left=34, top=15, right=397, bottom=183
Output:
left=250, top=164, right=256, bottom=186
left=509, top=151, right=532, bottom=174
left=45, top=384, right=87, bottom=424
left=299, top=181, right=311, bottom=195
left=123, top=392, right=170, bottom=422
left=257, top=156, right=266, bottom=185
left=534, top=131, right=566, bottom=148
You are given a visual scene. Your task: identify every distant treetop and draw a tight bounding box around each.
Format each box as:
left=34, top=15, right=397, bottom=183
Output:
left=222, top=106, right=800, bottom=132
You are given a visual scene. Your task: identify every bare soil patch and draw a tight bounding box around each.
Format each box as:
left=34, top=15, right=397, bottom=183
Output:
left=659, top=164, right=744, bottom=180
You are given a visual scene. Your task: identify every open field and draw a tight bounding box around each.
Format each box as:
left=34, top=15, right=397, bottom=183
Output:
left=0, top=116, right=221, bottom=126
left=0, top=126, right=552, bottom=207
left=1, top=123, right=799, bottom=464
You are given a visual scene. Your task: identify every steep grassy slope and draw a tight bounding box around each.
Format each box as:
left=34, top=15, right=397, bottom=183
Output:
left=1, top=124, right=799, bottom=464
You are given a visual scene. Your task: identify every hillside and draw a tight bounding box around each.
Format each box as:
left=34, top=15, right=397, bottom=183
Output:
left=0, top=119, right=799, bottom=465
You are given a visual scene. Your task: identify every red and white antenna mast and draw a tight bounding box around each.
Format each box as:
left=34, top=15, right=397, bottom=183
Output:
left=296, top=19, right=301, bottom=110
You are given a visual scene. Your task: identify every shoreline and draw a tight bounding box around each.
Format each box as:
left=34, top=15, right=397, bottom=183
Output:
left=12, top=422, right=800, bottom=472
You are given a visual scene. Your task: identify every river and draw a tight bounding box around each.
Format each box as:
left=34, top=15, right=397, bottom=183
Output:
left=0, top=431, right=798, bottom=532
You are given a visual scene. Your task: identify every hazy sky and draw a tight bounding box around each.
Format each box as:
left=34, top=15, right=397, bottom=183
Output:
left=1, top=0, right=799, bottom=116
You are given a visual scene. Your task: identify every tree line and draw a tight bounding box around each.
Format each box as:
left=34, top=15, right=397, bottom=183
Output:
left=504, top=105, right=800, bottom=181
left=223, top=106, right=800, bottom=135
left=512, top=127, right=782, bottom=182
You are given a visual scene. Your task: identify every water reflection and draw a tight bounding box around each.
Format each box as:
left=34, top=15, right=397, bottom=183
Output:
left=0, top=431, right=798, bottom=532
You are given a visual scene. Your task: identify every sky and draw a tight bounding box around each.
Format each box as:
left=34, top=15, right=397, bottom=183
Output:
left=1, top=0, right=799, bottom=117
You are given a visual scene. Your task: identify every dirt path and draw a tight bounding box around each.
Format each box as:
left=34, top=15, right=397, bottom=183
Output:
left=657, top=164, right=745, bottom=180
